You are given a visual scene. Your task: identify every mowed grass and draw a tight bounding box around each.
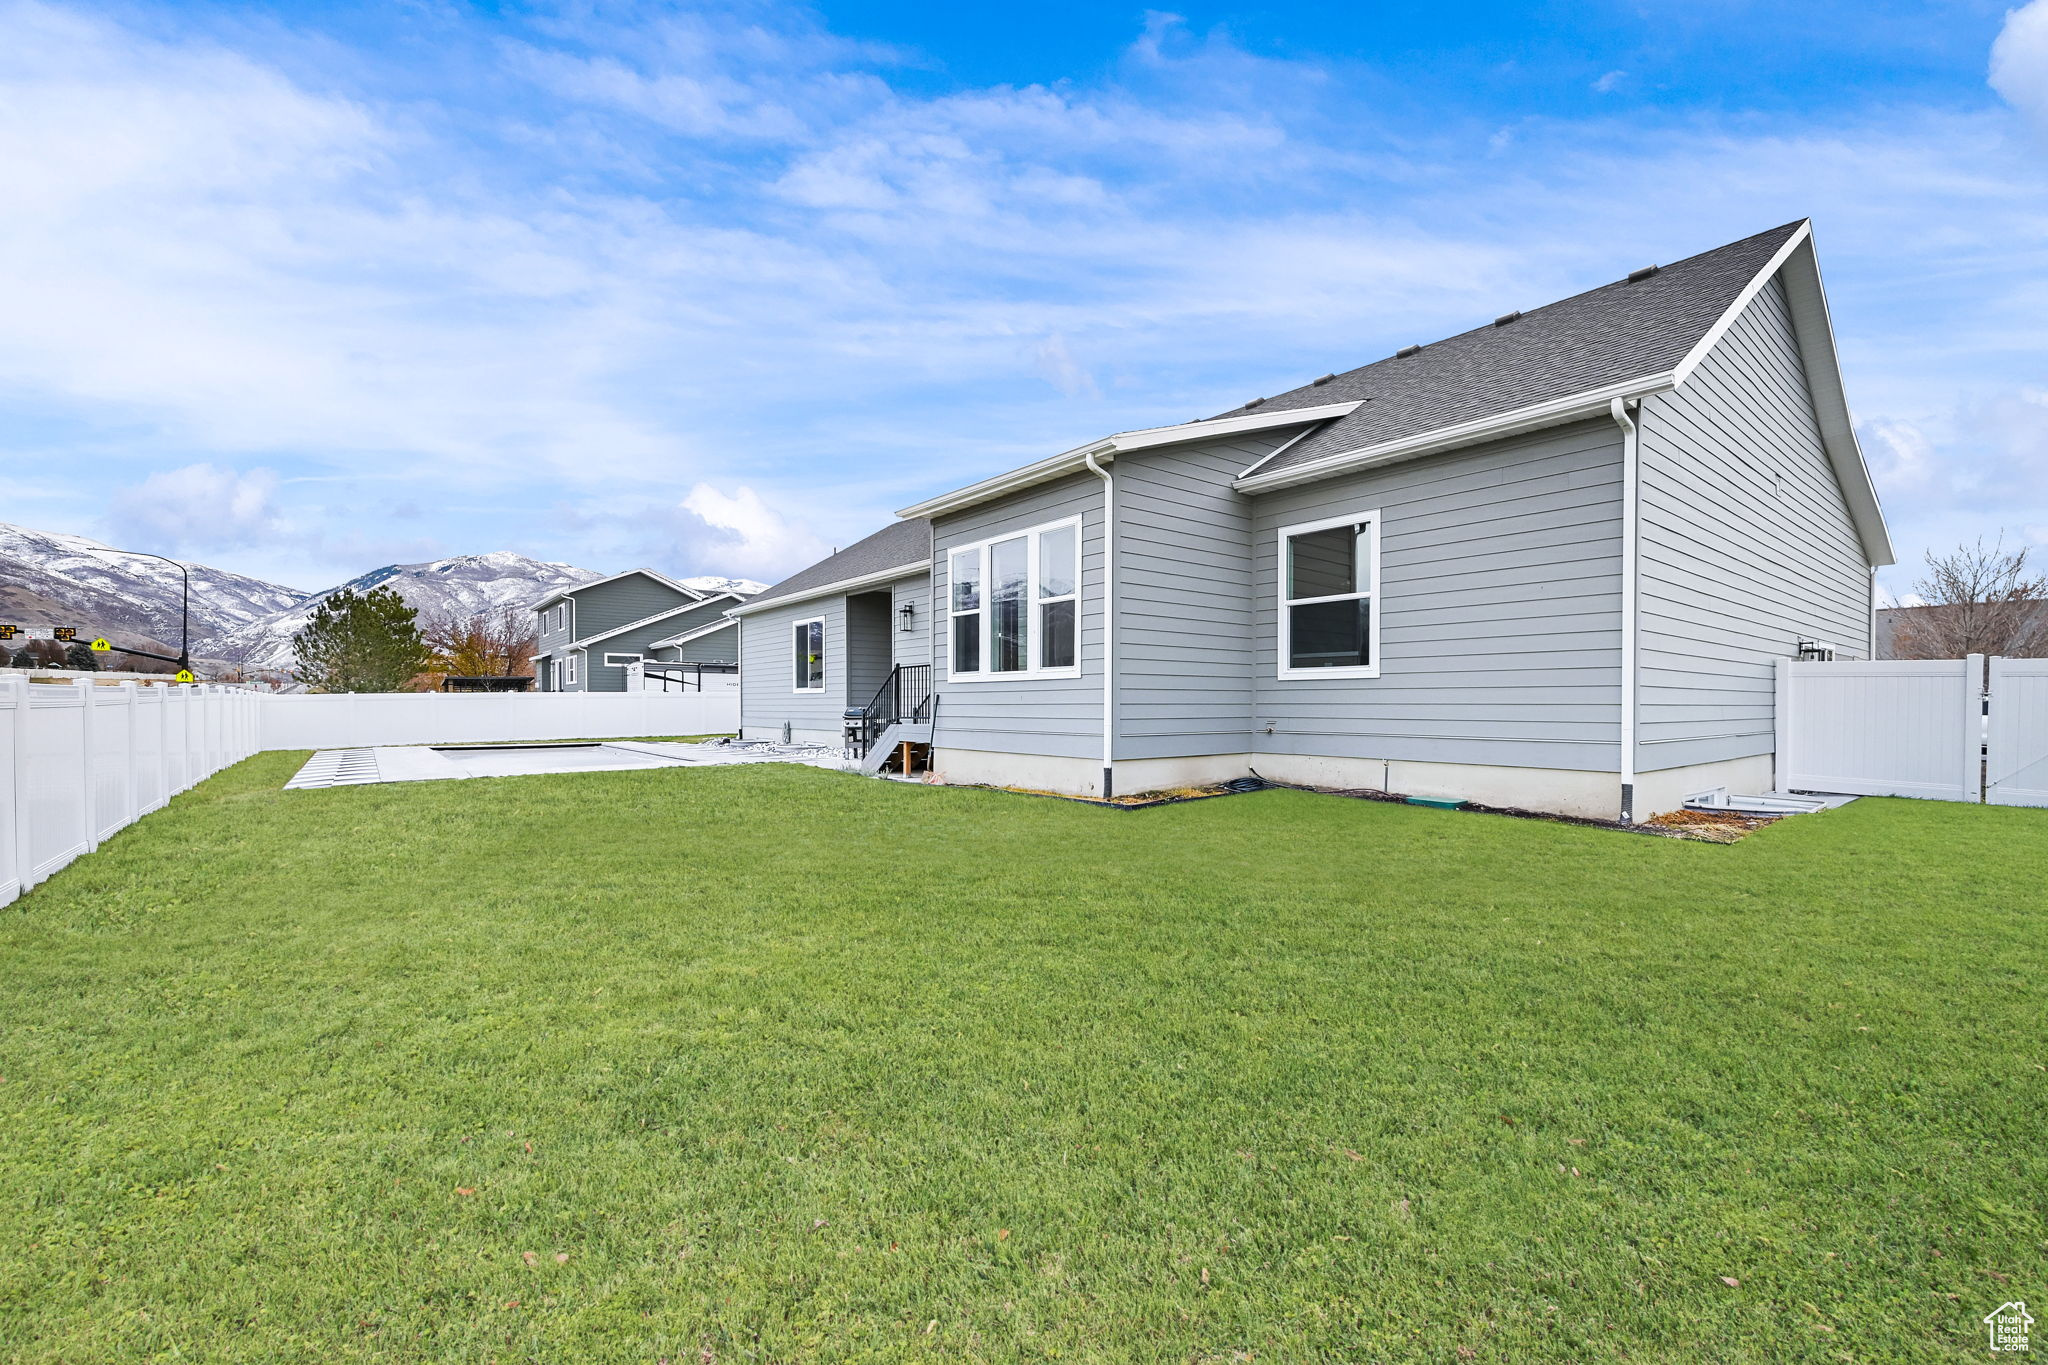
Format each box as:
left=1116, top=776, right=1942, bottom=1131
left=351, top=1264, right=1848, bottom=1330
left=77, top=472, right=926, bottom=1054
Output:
left=1, top=757, right=2043, bottom=1363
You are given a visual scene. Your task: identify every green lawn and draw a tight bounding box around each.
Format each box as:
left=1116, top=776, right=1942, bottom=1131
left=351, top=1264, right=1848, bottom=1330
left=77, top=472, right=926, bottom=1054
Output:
left=2, top=756, right=2043, bottom=1363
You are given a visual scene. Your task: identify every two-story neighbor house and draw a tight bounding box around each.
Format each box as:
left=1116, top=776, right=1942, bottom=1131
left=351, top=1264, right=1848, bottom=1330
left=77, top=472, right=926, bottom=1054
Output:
left=532, top=569, right=749, bottom=692
left=731, top=220, right=1893, bottom=820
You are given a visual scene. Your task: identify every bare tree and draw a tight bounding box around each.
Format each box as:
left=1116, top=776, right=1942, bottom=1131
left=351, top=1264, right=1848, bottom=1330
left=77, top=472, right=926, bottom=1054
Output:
left=424, top=605, right=538, bottom=679
left=1891, top=536, right=2048, bottom=659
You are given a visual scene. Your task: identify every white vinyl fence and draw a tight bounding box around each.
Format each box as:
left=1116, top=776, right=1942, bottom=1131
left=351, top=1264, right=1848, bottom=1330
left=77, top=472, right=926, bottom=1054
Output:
left=3, top=679, right=261, bottom=904
left=1777, top=656, right=1982, bottom=801
left=1987, top=657, right=2048, bottom=808
left=2, top=681, right=740, bottom=906
left=1779, top=654, right=2048, bottom=807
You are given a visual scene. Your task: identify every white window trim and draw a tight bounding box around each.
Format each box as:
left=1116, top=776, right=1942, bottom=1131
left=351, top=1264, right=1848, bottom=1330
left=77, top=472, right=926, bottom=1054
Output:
left=791, top=616, right=826, bottom=694
left=1277, top=509, right=1381, bottom=680
left=603, top=652, right=646, bottom=668
left=944, top=514, right=1083, bottom=683
left=562, top=652, right=579, bottom=687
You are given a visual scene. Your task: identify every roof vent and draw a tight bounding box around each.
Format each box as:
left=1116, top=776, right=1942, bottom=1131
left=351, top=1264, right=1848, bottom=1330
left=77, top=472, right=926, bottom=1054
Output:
left=1243, top=396, right=1266, bottom=409
left=1310, top=373, right=1336, bottom=386
left=1493, top=310, right=1522, bottom=327
left=1395, top=344, right=1422, bottom=359
left=1626, top=264, right=1660, bottom=283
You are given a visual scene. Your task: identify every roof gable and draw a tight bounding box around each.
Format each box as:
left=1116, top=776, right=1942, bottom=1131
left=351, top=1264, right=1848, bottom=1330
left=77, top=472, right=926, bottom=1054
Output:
left=530, top=567, right=701, bottom=613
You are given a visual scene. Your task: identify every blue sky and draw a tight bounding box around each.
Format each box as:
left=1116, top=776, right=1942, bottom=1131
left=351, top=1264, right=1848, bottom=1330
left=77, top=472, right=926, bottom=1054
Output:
left=2, top=0, right=2045, bottom=598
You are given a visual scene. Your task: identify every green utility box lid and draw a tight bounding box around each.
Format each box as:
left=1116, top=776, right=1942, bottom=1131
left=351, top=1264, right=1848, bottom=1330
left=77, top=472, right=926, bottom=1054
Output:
left=1404, top=796, right=1468, bottom=810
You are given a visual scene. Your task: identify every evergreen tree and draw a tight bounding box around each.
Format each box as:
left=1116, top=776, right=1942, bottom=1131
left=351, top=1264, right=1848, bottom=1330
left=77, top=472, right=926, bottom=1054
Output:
left=8, top=647, right=30, bottom=669
left=64, top=642, right=99, bottom=671
left=290, top=586, right=432, bottom=692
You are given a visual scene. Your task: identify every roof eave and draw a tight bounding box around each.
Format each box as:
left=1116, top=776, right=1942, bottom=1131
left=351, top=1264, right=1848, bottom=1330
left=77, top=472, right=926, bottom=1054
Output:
left=1233, top=374, right=1676, bottom=495
left=726, top=560, right=931, bottom=617
left=895, top=400, right=1363, bottom=520
left=528, top=567, right=704, bottom=613
left=1743, top=229, right=1895, bottom=567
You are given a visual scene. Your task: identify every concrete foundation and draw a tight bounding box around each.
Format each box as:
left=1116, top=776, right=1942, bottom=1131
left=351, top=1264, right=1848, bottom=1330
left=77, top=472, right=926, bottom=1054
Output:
left=933, top=745, right=1779, bottom=821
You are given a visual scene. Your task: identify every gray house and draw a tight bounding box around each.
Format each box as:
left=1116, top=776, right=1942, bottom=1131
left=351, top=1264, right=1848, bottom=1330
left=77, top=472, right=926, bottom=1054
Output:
left=532, top=569, right=748, bottom=692
left=733, top=220, right=1893, bottom=820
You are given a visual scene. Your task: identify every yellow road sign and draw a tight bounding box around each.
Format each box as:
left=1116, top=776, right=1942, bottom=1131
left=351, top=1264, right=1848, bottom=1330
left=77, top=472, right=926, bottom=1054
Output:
left=91, top=638, right=111, bottom=652
left=175, top=670, right=195, bottom=683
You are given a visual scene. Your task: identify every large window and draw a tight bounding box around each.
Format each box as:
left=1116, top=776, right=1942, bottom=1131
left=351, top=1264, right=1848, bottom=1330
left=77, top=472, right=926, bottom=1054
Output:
left=947, top=517, right=1081, bottom=680
left=792, top=618, right=824, bottom=692
left=1277, top=511, right=1379, bottom=679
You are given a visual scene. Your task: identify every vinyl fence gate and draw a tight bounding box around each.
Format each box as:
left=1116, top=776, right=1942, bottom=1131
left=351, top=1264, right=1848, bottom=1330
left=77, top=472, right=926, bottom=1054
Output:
left=1778, top=655, right=2048, bottom=807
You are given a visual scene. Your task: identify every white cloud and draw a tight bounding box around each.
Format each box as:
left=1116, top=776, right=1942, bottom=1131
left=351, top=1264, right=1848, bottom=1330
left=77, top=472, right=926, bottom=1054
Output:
left=1991, top=0, right=2048, bottom=130
left=1031, top=334, right=1100, bottom=399
left=0, top=0, right=2042, bottom=604
left=677, top=484, right=831, bottom=581
left=1593, top=70, right=1626, bottom=93
left=110, top=463, right=283, bottom=552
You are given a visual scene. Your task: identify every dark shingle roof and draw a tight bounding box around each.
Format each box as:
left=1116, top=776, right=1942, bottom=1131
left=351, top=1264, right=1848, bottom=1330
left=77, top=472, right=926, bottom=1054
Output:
left=744, top=517, right=932, bottom=610
left=1236, top=221, right=1805, bottom=479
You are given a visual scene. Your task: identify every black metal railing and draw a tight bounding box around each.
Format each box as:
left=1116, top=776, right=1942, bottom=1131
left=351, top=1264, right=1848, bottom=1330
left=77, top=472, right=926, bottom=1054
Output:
left=640, top=661, right=738, bottom=693
left=846, top=664, right=933, bottom=757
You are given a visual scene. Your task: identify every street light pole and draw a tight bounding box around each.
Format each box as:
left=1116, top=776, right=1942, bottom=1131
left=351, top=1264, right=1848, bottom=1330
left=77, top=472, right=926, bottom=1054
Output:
left=113, top=547, right=191, bottom=672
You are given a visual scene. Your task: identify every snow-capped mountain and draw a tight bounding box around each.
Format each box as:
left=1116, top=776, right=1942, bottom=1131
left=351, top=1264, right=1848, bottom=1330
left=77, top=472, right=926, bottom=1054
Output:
left=0, top=522, right=305, bottom=646
left=203, top=552, right=604, bottom=668
left=1, top=523, right=767, bottom=672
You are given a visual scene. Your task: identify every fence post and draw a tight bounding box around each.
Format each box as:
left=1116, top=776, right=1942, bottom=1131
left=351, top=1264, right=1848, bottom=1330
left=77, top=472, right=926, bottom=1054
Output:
left=121, top=680, right=140, bottom=830
left=75, top=677, right=99, bottom=852
left=4, top=677, right=27, bottom=898
left=1967, top=654, right=1987, bottom=803
left=1774, top=656, right=1794, bottom=791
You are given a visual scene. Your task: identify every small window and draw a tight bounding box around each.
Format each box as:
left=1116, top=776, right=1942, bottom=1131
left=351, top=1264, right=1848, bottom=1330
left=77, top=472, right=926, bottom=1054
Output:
left=603, top=653, right=645, bottom=668
left=1278, top=512, right=1379, bottom=679
left=563, top=653, right=579, bottom=686
left=792, top=618, right=824, bottom=692
left=947, top=516, right=1082, bottom=681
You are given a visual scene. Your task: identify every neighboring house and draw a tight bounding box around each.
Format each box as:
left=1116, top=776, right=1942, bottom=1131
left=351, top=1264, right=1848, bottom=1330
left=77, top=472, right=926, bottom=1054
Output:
left=531, top=569, right=749, bottom=692
left=733, top=219, right=1895, bottom=820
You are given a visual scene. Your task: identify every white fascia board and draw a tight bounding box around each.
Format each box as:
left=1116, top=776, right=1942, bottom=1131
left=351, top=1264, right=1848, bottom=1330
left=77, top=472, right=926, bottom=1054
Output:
left=1234, top=375, right=1674, bottom=494
left=528, top=567, right=704, bottom=613
left=571, top=601, right=716, bottom=649
left=1735, top=231, right=1896, bottom=567
left=725, top=561, right=931, bottom=617
left=648, top=616, right=739, bottom=648
left=895, top=400, right=1362, bottom=519
left=1669, top=220, right=1813, bottom=387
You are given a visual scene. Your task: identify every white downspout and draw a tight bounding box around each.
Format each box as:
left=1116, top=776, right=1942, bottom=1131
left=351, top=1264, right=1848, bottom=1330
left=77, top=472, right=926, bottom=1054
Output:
left=1610, top=397, right=1639, bottom=823
left=1083, top=449, right=1115, bottom=799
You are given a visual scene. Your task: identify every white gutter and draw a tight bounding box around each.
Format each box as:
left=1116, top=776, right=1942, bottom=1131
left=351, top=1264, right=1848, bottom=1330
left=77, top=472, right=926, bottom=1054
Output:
left=897, top=400, right=1362, bottom=521
left=1610, top=397, right=1640, bottom=824
left=1084, top=449, right=1115, bottom=799
left=725, top=561, right=929, bottom=618
left=1237, top=373, right=1675, bottom=496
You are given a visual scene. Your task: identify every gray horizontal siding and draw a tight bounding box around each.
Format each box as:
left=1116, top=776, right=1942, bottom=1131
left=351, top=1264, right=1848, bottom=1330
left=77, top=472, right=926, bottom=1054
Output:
left=738, top=597, right=847, bottom=740
left=1636, top=273, right=1873, bottom=771
left=569, top=575, right=696, bottom=639
left=892, top=575, right=930, bottom=669
left=1250, top=418, right=1626, bottom=773
left=657, top=622, right=738, bottom=665
left=1112, top=430, right=1290, bottom=760
left=931, top=472, right=1105, bottom=761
